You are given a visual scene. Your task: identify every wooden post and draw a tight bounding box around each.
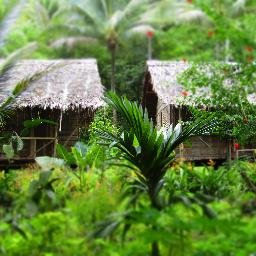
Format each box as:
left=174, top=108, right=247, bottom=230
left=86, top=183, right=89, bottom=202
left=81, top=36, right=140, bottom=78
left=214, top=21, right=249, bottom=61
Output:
left=170, top=105, right=174, bottom=125
left=53, top=121, right=58, bottom=157
left=179, top=106, right=184, bottom=161
left=30, top=128, right=36, bottom=158
left=148, top=36, right=152, bottom=60
left=227, top=138, right=232, bottom=168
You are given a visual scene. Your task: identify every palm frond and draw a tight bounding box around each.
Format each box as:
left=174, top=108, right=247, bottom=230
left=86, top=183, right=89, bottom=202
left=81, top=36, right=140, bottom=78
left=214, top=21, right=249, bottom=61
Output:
left=123, top=0, right=148, bottom=15
left=72, top=4, right=97, bottom=25
left=90, top=211, right=131, bottom=238
left=71, top=0, right=103, bottom=26
left=140, top=0, right=209, bottom=27
left=0, top=42, right=37, bottom=127
left=0, top=42, right=38, bottom=84
left=99, top=0, right=109, bottom=18
left=50, top=36, right=98, bottom=49
left=0, top=62, right=63, bottom=127
left=109, top=0, right=148, bottom=29
left=0, top=0, right=27, bottom=47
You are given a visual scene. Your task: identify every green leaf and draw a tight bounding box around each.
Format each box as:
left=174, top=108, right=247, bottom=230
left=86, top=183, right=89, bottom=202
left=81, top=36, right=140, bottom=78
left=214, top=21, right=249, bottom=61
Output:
left=12, top=134, right=24, bottom=151
left=74, top=141, right=88, bottom=156
left=71, top=147, right=87, bottom=168
left=56, top=144, right=75, bottom=165
left=3, top=143, right=14, bottom=159
left=39, top=170, right=53, bottom=186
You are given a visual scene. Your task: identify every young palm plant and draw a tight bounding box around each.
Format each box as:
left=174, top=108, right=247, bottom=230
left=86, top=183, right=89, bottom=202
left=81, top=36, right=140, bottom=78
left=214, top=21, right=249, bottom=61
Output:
left=95, top=92, right=218, bottom=256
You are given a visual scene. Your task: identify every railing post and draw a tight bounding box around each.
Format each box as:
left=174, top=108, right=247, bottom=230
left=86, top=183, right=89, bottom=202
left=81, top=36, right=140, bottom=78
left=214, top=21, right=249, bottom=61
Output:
left=30, top=128, right=37, bottom=158
left=53, top=126, right=58, bottom=157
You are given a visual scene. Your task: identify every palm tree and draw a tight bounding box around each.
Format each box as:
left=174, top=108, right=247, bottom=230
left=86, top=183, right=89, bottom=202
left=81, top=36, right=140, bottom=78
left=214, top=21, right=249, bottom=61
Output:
left=96, top=92, right=217, bottom=256
left=54, top=0, right=156, bottom=93
left=49, top=0, right=207, bottom=93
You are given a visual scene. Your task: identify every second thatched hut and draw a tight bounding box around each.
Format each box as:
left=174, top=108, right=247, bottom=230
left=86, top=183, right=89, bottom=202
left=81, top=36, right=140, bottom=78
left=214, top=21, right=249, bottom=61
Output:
left=143, top=60, right=232, bottom=161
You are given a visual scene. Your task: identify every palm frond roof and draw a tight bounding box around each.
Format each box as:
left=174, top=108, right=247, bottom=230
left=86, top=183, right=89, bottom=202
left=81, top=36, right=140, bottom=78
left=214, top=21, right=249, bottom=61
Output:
left=0, top=59, right=104, bottom=111
left=146, top=60, right=189, bottom=106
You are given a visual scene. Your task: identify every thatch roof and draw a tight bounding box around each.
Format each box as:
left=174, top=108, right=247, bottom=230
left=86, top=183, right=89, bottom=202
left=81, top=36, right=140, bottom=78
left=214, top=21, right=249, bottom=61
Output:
left=146, top=60, right=256, bottom=106
left=0, top=59, right=104, bottom=111
left=146, top=60, right=190, bottom=106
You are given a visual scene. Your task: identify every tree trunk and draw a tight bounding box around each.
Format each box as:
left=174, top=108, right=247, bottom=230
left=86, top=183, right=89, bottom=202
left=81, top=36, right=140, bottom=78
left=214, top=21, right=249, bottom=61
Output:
left=151, top=241, right=160, bottom=256
left=110, top=46, right=116, bottom=93
left=149, top=187, right=161, bottom=256
left=110, top=45, right=117, bottom=122
left=148, top=37, right=152, bottom=60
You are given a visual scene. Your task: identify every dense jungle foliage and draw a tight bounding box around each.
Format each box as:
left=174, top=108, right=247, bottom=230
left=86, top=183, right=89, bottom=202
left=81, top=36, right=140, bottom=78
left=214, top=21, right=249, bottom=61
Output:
left=1, top=0, right=256, bottom=255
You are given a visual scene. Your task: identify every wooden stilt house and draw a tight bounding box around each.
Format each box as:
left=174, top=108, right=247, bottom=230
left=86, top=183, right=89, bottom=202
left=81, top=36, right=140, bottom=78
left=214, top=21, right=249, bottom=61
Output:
left=142, top=60, right=232, bottom=161
left=0, top=59, right=104, bottom=163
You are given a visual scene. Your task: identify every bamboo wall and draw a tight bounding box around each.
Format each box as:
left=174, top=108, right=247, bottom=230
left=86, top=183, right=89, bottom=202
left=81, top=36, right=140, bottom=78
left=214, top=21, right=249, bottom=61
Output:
left=1, top=107, right=94, bottom=161
left=58, top=109, right=93, bottom=147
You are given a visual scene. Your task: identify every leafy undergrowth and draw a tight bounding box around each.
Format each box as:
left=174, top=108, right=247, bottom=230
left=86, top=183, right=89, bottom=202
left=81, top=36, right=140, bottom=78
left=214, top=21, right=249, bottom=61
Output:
left=1, top=161, right=256, bottom=256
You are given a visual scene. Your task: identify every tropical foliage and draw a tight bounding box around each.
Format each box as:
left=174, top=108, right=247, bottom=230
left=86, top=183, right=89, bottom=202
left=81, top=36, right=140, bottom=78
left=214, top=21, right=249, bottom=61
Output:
left=179, top=62, right=256, bottom=145
left=0, top=0, right=256, bottom=255
left=1, top=160, right=256, bottom=255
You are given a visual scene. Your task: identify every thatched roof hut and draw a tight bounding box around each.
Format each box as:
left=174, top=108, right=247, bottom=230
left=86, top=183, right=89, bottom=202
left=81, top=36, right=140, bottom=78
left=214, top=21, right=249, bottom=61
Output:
left=1, top=59, right=104, bottom=163
left=143, top=60, right=233, bottom=161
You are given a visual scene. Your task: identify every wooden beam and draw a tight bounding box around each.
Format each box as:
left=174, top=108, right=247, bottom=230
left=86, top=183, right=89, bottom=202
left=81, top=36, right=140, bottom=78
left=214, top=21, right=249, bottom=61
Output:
left=21, top=137, right=56, bottom=140
left=36, top=140, right=55, bottom=154
left=63, top=128, right=78, bottom=147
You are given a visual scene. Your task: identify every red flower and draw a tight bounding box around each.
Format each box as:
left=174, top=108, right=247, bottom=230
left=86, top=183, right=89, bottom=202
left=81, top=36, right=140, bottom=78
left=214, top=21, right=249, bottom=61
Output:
left=245, top=46, right=253, bottom=52
left=234, top=143, right=240, bottom=150
left=186, top=0, right=193, bottom=3
left=146, top=30, right=154, bottom=38
left=181, top=91, right=188, bottom=97
left=207, top=30, right=214, bottom=38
